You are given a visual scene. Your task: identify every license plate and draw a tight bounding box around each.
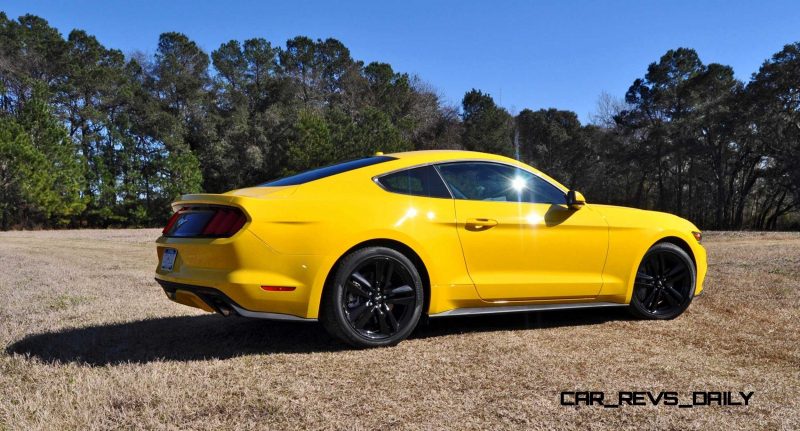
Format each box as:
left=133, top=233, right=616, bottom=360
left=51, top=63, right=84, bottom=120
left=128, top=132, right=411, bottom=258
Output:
left=161, top=248, right=177, bottom=271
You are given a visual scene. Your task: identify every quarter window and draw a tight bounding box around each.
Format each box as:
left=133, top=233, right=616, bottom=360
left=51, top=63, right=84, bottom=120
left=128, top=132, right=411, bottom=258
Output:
left=377, top=165, right=451, bottom=198
left=436, top=162, right=566, bottom=204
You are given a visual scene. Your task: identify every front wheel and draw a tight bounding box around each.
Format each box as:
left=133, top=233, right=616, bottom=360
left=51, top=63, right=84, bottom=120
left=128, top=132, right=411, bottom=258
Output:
left=629, top=242, right=696, bottom=320
left=321, top=247, right=424, bottom=347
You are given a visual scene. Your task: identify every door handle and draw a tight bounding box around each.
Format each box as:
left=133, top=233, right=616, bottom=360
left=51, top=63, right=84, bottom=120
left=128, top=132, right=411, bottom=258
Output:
left=465, top=218, right=498, bottom=230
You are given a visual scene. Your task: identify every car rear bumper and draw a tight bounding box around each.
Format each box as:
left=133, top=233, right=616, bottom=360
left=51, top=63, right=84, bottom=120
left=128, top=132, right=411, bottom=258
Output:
left=155, top=229, right=329, bottom=319
left=155, top=279, right=316, bottom=321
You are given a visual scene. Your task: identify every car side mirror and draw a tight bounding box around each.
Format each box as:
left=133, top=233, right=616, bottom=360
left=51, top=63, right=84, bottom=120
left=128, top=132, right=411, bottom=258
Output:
left=566, top=190, right=586, bottom=209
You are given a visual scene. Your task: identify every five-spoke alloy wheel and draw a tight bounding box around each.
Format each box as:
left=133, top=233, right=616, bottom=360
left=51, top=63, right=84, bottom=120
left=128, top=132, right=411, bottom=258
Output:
left=321, top=246, right=424, bottom=347
left=629, top=242, right=696, bottom=319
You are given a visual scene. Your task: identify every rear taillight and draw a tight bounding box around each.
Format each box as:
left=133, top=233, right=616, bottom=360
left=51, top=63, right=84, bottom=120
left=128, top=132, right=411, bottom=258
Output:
left=162, top=208, right=185, bottom=234
left=201, top=208, right=244, bottom=235
left=162, top=206, right=248, bottom=238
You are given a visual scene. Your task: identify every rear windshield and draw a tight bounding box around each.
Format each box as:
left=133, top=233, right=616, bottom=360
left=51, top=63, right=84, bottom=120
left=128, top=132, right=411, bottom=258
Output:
left=261, top=156, right=396, bottom=186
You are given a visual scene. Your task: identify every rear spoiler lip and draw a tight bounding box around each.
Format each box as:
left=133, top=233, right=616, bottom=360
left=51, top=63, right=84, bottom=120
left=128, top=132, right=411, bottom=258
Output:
left=171, top=194, right=240, bottom=213
left=170, top=186, right=298, bottom=213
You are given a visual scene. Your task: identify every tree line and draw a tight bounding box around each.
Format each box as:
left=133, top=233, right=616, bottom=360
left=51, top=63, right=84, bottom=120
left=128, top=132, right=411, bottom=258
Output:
left=1, top=12, right=798, bottom=230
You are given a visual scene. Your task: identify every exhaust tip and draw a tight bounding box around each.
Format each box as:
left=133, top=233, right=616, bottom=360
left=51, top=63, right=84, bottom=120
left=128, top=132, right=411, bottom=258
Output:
left=217, top=304, right=234, bottom=317
left=203, top=295, right=235, bottom=317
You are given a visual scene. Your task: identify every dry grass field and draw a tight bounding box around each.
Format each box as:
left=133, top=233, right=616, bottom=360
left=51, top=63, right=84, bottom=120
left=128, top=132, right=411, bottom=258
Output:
left=0, top=230, right=798, bottom=430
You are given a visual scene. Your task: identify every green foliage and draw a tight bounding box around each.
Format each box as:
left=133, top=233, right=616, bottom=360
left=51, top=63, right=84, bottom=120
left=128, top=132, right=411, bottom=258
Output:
left=284, top=110, right=333, bottom=174
left=0, top=94, right=86, bottom=228
left=745, top=42, right=800, bottom=229
left=0, top=12, right=798, bottom=229
left=461, top=89, right=513, bottom=157
left=516, top=109, right=591, bottom=188
left=0, top=117, right=49, bottom=229
left=614, top=48, right=766, bottom=227
left=344, top=107, right=411, bottom=157
left=16, top=91, right=86, bottom=224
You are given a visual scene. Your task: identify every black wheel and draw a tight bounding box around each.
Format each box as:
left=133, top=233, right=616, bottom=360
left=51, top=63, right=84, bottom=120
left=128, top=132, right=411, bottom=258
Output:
left=321, top=246, right=424, bottom=347
left=629, top=242, right=696, bottom=320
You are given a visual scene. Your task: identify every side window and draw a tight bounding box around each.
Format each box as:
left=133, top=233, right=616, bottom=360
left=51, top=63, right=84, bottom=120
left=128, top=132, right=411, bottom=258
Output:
left=526, top=172, right=568, bottom=204
left=377, top=165, right=451, bottom=198
left=436, top=162, right=566, bottom=204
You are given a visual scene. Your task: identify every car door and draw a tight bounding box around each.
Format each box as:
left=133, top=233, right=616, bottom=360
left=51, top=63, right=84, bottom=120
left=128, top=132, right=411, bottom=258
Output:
left=436, top=162, right=609, bottom=301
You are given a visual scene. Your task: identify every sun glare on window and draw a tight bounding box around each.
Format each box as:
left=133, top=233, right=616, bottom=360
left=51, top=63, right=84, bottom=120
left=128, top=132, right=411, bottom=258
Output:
left=511, top=177, right=527, bottom=191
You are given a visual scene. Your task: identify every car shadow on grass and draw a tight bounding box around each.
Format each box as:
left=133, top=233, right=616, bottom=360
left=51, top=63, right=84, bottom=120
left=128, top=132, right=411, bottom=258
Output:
left=6, top=308, right=633, bottom=366
left=419, top=307, right=634, bottom=339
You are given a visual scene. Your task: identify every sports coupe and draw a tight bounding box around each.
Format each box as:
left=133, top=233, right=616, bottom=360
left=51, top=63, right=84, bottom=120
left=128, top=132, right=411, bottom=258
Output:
left=155, top=150, right=706, bottom=347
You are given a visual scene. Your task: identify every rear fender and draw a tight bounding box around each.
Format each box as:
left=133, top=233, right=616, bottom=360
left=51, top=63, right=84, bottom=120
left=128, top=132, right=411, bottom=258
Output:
left=303, top=229, right=436, bottom=318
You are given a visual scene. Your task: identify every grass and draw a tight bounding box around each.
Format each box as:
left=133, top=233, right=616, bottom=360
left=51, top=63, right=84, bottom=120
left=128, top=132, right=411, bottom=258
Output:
left=0, top=229, right=798, bottom=430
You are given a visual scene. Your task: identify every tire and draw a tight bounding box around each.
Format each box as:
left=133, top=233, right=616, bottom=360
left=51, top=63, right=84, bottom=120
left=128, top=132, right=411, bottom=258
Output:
left=629, top=242, right=696, bottom=320
left=321, top=246, right=424, bottom=347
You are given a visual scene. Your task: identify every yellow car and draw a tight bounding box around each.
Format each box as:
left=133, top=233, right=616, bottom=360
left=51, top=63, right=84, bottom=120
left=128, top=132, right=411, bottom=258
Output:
left=155, top=150, right=706, bottom=347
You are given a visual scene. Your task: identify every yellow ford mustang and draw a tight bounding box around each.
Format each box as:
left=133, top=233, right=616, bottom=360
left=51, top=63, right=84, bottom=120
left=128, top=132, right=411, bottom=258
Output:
left=155, top=150, right=706, bottom=347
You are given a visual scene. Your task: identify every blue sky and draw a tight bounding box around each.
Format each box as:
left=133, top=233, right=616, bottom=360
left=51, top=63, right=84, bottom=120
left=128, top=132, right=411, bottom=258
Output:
left=5, top=1, right=799, bottom=121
